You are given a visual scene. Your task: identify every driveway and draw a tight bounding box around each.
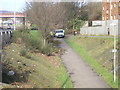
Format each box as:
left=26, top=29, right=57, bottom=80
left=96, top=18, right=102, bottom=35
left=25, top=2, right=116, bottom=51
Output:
left=57, top=37, right=110, bottom=88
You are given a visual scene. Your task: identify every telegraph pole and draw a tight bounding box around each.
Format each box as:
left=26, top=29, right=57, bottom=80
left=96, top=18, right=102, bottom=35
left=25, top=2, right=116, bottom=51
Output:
left=13, top=0, right=16, bottom=30
left=113, top=24, right=117, bottom=83
left=110, top=0, right=117, bottom=83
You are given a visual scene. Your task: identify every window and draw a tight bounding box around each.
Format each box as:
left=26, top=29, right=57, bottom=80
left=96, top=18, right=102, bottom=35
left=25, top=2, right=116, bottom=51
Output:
left=119, top=2, right=120, bottom=7
left=107, top=17, right=109, bottom=20
left=111, top=4, right=113, bottom=9
left=106, top=10, right=109, bottom=14
left=103, top=7, right=104, bottom=10
left=111, top=16, right=113, bottom=20
left=114, top=15, right=116, bottom=19
left=104, top=17, right=106, bottom=20
left=103, top=17, right=104, bottom=20
left=114, top=3, right=116, bottom=8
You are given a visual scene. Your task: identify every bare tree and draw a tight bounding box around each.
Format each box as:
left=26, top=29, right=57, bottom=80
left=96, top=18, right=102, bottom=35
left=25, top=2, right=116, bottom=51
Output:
left=78, top=2, right=88, bottom=21
left=25, top=2, right=77, bottom=46
left=87, top=2, right=102, bottom=26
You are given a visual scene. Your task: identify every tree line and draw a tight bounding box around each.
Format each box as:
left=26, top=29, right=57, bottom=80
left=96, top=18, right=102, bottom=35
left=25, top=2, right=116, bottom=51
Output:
left=24, top=1, right=102, bottom=43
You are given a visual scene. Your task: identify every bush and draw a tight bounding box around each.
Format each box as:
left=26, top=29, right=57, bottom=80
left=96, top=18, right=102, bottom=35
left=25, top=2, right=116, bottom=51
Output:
left=20, top=49, right=27, bottom=56
left=11, top=29, right=55, bottom=56
left=22, top=33, right=42, bottom=51
left=68, top=18, right=85, bottom=31
left=41, top=43, right=53, bottom=56
left=20, top=49, right=31, bottom=58
left=65, top=30, right=72, bottom=34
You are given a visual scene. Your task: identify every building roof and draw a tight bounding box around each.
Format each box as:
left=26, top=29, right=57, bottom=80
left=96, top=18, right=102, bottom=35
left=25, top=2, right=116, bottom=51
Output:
left=0, top=10, right=14, bottom=13
left=0, top=10, right=25, bottom=18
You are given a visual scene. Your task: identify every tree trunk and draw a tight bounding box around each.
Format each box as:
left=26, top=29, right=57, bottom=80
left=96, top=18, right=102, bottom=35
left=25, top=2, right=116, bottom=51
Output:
left=73, top=25, right=74, bottom=30
left=88, top=20, right=92, bottom=27
left=43, top=38, right=46, bottom=47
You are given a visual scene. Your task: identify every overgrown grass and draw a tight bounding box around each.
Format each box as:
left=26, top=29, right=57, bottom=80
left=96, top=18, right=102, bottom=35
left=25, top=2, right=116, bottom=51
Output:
left=2, top=29, right=73, bottom=88
left=66, top=36, right=118, bottom=88
left=30, top=30, right=40, bottom=39
left=11, top=29, right=55, bottom=56
left=2, top=43, right=73, bottom=88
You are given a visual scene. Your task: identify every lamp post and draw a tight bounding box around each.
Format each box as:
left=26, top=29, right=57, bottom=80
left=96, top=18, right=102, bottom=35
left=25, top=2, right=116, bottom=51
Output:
left=113, top=24, right=117, bottom=83
left=111, top=23, right=117, bottom=83
left=13, top=0, right=16, bottom=30
left=110, top=0, right=117, bottom=83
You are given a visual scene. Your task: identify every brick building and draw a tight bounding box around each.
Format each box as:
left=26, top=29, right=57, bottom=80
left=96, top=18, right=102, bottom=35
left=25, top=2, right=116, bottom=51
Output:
left=102, top=0, right=120, bottom=20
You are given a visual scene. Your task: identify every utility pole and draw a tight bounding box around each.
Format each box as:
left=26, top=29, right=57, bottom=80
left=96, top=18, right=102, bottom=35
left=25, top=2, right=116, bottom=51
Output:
left=111, top=24, right=117, bottom=83
left=113, top=24, right=117, bottom=83
left=110, top=0, right=117, bottom=83
left=13, top=0, right=16, bottom=30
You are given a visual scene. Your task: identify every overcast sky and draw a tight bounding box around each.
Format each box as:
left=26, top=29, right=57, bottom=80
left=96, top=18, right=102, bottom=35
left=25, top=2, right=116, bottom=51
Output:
left=0, top=0, right=102, bottom=12
left=0, top=0, right=26, bottom=12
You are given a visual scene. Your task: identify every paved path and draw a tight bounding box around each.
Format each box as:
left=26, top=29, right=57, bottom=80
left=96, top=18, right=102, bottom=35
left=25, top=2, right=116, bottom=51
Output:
left=58, top=38, right=110, bottom=88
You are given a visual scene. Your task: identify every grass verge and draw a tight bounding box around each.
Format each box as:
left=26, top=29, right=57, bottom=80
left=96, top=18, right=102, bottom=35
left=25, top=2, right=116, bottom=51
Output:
left=65, top=36, right=118, bottom=88
left=2, top=30, right=73, bottom=88
left=2, top=43, right=73, bottom=88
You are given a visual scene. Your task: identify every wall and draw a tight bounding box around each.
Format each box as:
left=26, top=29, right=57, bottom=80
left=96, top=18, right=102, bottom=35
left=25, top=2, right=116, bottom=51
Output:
left=80, top=26, right=108, bottom=35
left=80, top=20, right=119, bottom=35
left=92, top=21, right=105, bottom=26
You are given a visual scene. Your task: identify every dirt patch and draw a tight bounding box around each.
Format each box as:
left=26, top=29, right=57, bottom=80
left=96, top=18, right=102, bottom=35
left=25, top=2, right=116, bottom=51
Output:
left=35, top=53, right=61, bottom=68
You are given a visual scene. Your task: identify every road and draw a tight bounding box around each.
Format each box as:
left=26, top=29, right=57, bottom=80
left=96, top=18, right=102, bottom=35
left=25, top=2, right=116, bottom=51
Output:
left=57, top=37, right=110, bottom=88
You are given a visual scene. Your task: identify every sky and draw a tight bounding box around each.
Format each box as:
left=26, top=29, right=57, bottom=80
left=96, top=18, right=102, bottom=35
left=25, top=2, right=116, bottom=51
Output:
left=0, top=0, right=102, bottom=12
left=0, top=0, right=26, bottom=12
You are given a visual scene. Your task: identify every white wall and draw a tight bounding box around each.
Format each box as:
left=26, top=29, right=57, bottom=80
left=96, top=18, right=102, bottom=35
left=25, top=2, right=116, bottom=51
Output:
left=0, top=18, right=2, bottom=28
left=80, top=20, right=119, bottom=35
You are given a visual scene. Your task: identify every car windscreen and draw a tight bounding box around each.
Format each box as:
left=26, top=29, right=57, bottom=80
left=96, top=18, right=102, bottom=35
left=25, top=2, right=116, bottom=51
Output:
left=55, top=30, right=63, bottom=33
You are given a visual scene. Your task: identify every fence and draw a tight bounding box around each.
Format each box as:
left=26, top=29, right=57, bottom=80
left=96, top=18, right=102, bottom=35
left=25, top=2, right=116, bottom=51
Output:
left=80, top=20, right=119, bottom=36
left=0, top=30, right=13, bottom=49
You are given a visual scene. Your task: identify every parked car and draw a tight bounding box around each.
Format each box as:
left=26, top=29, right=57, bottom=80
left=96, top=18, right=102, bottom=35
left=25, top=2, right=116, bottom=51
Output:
left=54, top=29, right=65, bottom=38
left=7, top=25, right=11, bottom=29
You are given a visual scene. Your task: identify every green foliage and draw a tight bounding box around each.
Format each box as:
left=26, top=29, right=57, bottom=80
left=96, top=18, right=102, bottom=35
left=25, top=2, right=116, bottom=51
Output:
left=20, top=49, right=33, bottom=60
left=2, top=43, right=73, bottom=88
left=20, top=49, right=27, bottom=56
left=30, top=31, right=54, bottom=55
left=78, top=11, right=88, bottom=21
left=68, top=18, right=85, bottom=31
left=41, top=42, right=53, bottom=56
left=30, top=24, right=38, bottom=30
left=11, top=29, right=55, bottom=56
left=64, top=30, right=72, bottom=34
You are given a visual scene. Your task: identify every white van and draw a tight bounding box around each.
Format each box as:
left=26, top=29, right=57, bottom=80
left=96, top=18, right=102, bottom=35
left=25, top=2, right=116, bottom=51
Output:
left=54, top=29, right=65, bottom=38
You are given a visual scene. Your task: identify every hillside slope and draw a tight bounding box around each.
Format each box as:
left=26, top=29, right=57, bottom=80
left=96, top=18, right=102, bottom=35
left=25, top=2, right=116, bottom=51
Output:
left=2, top=42, right=73, bottom=88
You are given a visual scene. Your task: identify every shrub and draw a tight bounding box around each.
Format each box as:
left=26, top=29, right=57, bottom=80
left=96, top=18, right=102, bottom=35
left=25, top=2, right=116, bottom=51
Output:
left=20, top=49, right=27, bottom=56
left=41, top=43, right=53, bottom=56
left=20, top=49, right=33, bottom=59
left=53, top=40, right=61, bottom=46
left=65, top=30, right=72, bottom=34
left=68, top=18, right=85, bottom=31
left=11, top=29, right=58, bottom=56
